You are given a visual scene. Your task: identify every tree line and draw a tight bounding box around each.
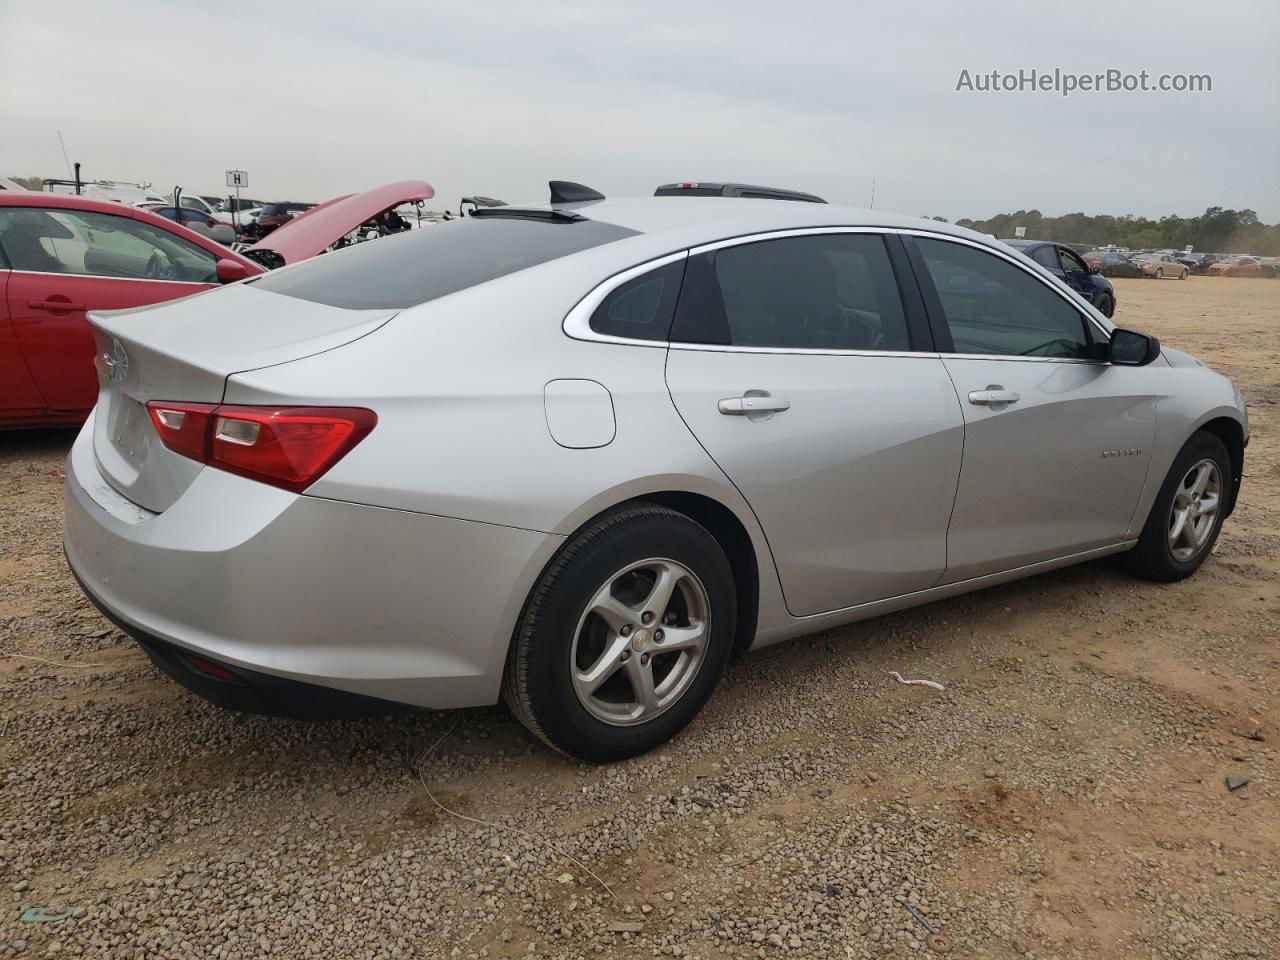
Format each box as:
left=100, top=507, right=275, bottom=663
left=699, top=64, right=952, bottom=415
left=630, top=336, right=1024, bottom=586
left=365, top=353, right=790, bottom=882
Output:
left=941, top=207, right=1279, bottom=256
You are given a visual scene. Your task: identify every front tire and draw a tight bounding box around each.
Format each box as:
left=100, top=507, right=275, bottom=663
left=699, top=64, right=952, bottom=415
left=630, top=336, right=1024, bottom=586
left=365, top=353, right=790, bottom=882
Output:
left=1155, top=268, right=1164, bottom=279
left=1096, top=293, right=1115, bottom=318
left=1179, top=269, right=1188, bottom=279
left=502, top=503, right=737, bottom=761
left=1121, top=431, right=1231, bottom=582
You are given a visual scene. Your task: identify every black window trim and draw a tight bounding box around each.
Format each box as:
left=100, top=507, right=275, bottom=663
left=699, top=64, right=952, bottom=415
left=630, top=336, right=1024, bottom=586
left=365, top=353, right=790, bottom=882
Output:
left=899, top=231, right=1112, bottom=364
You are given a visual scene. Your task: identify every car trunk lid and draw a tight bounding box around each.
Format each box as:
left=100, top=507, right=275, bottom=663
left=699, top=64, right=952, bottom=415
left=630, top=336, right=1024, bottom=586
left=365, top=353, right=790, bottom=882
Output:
left=88, top=283, right=395, bottom=513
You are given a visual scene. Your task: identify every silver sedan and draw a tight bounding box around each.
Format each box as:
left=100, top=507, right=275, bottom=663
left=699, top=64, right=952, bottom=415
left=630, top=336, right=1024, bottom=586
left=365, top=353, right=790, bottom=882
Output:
left=64, top=188, right=1248, bottom=761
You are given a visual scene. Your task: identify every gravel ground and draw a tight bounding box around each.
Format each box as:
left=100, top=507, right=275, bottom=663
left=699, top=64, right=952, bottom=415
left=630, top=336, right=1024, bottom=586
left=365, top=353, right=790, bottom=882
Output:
left=2, top=276, right=1277, bottom=959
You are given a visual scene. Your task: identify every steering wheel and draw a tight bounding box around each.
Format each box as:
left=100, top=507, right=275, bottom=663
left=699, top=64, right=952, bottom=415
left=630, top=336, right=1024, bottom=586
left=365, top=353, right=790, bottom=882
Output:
left=145, top=250, right=176, bottom=280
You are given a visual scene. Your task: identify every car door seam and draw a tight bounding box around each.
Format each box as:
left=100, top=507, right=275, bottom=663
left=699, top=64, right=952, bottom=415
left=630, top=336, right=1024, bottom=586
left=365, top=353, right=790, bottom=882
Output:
left=935, top=358, right=968, bottom=589
left=661, top=340, right=794, bottom=617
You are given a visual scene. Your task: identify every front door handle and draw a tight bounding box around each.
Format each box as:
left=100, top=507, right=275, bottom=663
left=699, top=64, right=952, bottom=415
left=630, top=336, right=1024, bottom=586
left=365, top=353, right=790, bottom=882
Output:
left=29, top=299, right=87, bottom=312
left=967, top=387, right=1020, bottom=406
left=718, top=395, right=792, bottom=416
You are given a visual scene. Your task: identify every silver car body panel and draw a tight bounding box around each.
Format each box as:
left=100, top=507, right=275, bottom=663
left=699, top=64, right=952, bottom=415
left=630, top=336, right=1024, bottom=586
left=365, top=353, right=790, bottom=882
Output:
left=63, top=197, right=1248, bottom=709
left=665, top=347, right=964, bottom=616
left=65, top=418, right=562, bottom=707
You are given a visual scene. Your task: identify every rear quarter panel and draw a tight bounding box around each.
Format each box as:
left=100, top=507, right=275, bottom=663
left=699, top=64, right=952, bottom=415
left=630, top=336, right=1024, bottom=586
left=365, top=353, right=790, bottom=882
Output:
left=224, top=250, right=790, bottom=639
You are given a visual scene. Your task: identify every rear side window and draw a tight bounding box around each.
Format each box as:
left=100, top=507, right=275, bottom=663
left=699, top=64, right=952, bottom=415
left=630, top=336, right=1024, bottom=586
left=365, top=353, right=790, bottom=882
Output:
left=914, top=237, right=1091, bottom=359
left=252, top=215, right=640, bottom=310
left=589, top=259, right=685, bottom=341
left=671, top=233, right=911, bottom=351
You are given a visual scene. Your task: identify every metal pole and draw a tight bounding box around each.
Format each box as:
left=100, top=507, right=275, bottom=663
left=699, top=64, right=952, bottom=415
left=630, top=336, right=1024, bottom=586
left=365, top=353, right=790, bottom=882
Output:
left=74, top=162, right=81, bottom=196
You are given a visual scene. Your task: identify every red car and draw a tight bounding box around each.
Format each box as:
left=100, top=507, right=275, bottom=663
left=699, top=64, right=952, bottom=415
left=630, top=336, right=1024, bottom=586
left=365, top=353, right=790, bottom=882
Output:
left=0, top=192, right=262, bottom=428
left=1207, top=256, right=1264, bottom=278
left=1, top=180, right=435, bottom=428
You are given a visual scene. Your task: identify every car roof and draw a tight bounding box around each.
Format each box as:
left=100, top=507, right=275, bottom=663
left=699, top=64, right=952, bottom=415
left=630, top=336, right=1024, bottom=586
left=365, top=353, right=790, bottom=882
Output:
left=0, top=190, right=263, bottom=273
left=999, top=238, right=1056, bottom=249
left=490, top=195, right=1008, bottom=254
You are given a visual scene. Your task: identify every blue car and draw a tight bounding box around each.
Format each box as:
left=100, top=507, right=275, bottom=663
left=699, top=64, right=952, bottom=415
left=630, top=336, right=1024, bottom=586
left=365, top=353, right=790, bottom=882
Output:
left=1003, top=239, right=1117, bottom=318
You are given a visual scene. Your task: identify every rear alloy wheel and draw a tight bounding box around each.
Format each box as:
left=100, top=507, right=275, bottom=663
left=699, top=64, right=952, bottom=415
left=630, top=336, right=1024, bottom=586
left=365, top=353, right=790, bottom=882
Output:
left=503, top=504, right=736, bottom=761
left=1121, top=431, right=1230, bottom=581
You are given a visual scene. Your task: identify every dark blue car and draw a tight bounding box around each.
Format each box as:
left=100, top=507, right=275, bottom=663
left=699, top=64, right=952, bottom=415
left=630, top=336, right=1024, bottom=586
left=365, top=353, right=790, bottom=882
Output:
left=1003, top=239, right=1117, bottom=318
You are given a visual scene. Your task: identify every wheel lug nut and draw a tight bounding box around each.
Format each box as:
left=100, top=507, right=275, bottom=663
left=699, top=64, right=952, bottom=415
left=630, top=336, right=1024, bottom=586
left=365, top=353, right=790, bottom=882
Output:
left=654, top=629, right=664, bottom=643
left=621, top=650, right=630, bottom=661
left=641, top=612, right=654, bottom=625
left=640, top=653, right=649, bottom=665
left=621, top=625, right=633, bottom=637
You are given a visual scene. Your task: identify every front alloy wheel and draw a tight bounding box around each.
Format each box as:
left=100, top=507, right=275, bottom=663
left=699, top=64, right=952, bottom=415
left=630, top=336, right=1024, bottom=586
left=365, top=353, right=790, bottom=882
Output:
left=1168, top=459, right=1221, bottom=562
left=1122, top=431, right=1231, bottom=582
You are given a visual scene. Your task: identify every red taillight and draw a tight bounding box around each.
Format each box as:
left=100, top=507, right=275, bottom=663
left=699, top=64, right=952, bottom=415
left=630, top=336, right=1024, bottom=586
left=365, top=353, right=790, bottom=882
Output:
left=146, top=402, right=376, bottom=492
left=147, top=402, right=216, bottom=461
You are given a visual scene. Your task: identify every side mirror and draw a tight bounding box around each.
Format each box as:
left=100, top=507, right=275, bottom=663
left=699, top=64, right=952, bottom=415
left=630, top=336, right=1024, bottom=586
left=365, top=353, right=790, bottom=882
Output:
left=1109, top=327, right=1161, bottom=366
left=208, top=223, right=236, bottom=246
left=215, top=258, right=250, bottom=284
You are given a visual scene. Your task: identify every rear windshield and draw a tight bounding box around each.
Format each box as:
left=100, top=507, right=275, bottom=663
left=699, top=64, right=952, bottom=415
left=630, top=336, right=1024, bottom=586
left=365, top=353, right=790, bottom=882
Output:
left=251, top=215, right=639, bottom=310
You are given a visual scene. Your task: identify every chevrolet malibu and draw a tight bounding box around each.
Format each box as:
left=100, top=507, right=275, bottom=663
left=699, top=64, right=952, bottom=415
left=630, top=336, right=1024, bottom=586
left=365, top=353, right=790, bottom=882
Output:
left=64, top=187, right=1248, bottom=761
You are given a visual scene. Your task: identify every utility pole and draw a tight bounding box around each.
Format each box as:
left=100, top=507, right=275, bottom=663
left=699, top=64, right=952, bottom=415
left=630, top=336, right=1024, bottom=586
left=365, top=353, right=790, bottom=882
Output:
left=869, top=177, right=876, bottom=210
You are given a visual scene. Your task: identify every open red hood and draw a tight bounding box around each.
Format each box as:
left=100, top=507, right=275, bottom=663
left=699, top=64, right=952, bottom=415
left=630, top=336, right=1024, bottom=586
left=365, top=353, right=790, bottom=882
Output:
left=247, top=179, right=434, bottom=266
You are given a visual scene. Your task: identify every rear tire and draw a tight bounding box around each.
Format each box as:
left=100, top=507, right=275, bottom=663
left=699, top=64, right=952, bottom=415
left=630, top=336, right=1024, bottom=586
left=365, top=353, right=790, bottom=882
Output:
left=1121, top=431, right=1231, bottom=582
left=502, top=503, right=736, bottom=762
left=1155, top=268, right=1164, bottom=279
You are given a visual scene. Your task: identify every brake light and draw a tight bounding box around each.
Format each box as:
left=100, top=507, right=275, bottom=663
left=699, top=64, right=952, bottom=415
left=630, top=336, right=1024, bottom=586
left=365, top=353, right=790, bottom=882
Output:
left=146, top=402, right=376, bottom=492
left=147, top=402, right=216, bottom=461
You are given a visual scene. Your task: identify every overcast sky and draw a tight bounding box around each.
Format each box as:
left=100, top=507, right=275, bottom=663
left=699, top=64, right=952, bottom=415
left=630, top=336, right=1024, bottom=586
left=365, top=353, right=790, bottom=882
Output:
left=3, top=0, right=1277, bottom=221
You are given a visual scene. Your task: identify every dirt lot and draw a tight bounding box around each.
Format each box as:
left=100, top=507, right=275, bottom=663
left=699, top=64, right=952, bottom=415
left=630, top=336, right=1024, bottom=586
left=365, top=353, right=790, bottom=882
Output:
left=2, top=276, right=1277, bottom=960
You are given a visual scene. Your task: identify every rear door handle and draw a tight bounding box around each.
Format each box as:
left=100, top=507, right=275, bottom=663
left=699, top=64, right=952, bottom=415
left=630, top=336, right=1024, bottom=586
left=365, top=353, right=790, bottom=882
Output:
left=718, top=395, right=791, bottom=416
left=29, top=299, right=87, bottom=312
left=967, top=388, right=1020, bottom=406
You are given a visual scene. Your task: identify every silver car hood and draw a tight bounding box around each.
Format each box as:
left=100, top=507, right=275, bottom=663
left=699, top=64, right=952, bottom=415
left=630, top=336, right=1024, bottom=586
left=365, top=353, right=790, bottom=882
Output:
left=1161, top=346, right=1206, bottom=368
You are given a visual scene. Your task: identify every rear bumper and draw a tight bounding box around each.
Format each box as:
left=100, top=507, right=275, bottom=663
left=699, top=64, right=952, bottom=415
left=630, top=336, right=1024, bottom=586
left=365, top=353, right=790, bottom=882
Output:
left=73, top=562, right=400, bottom=718
left=63, top=415, right=562, bottom=711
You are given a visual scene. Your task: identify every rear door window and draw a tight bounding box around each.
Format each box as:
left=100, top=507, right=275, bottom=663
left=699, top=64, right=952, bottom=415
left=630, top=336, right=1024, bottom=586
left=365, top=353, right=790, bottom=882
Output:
left=671, top=233, right=912, bottom=351
left=252, top=215, right=640, bottom=310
